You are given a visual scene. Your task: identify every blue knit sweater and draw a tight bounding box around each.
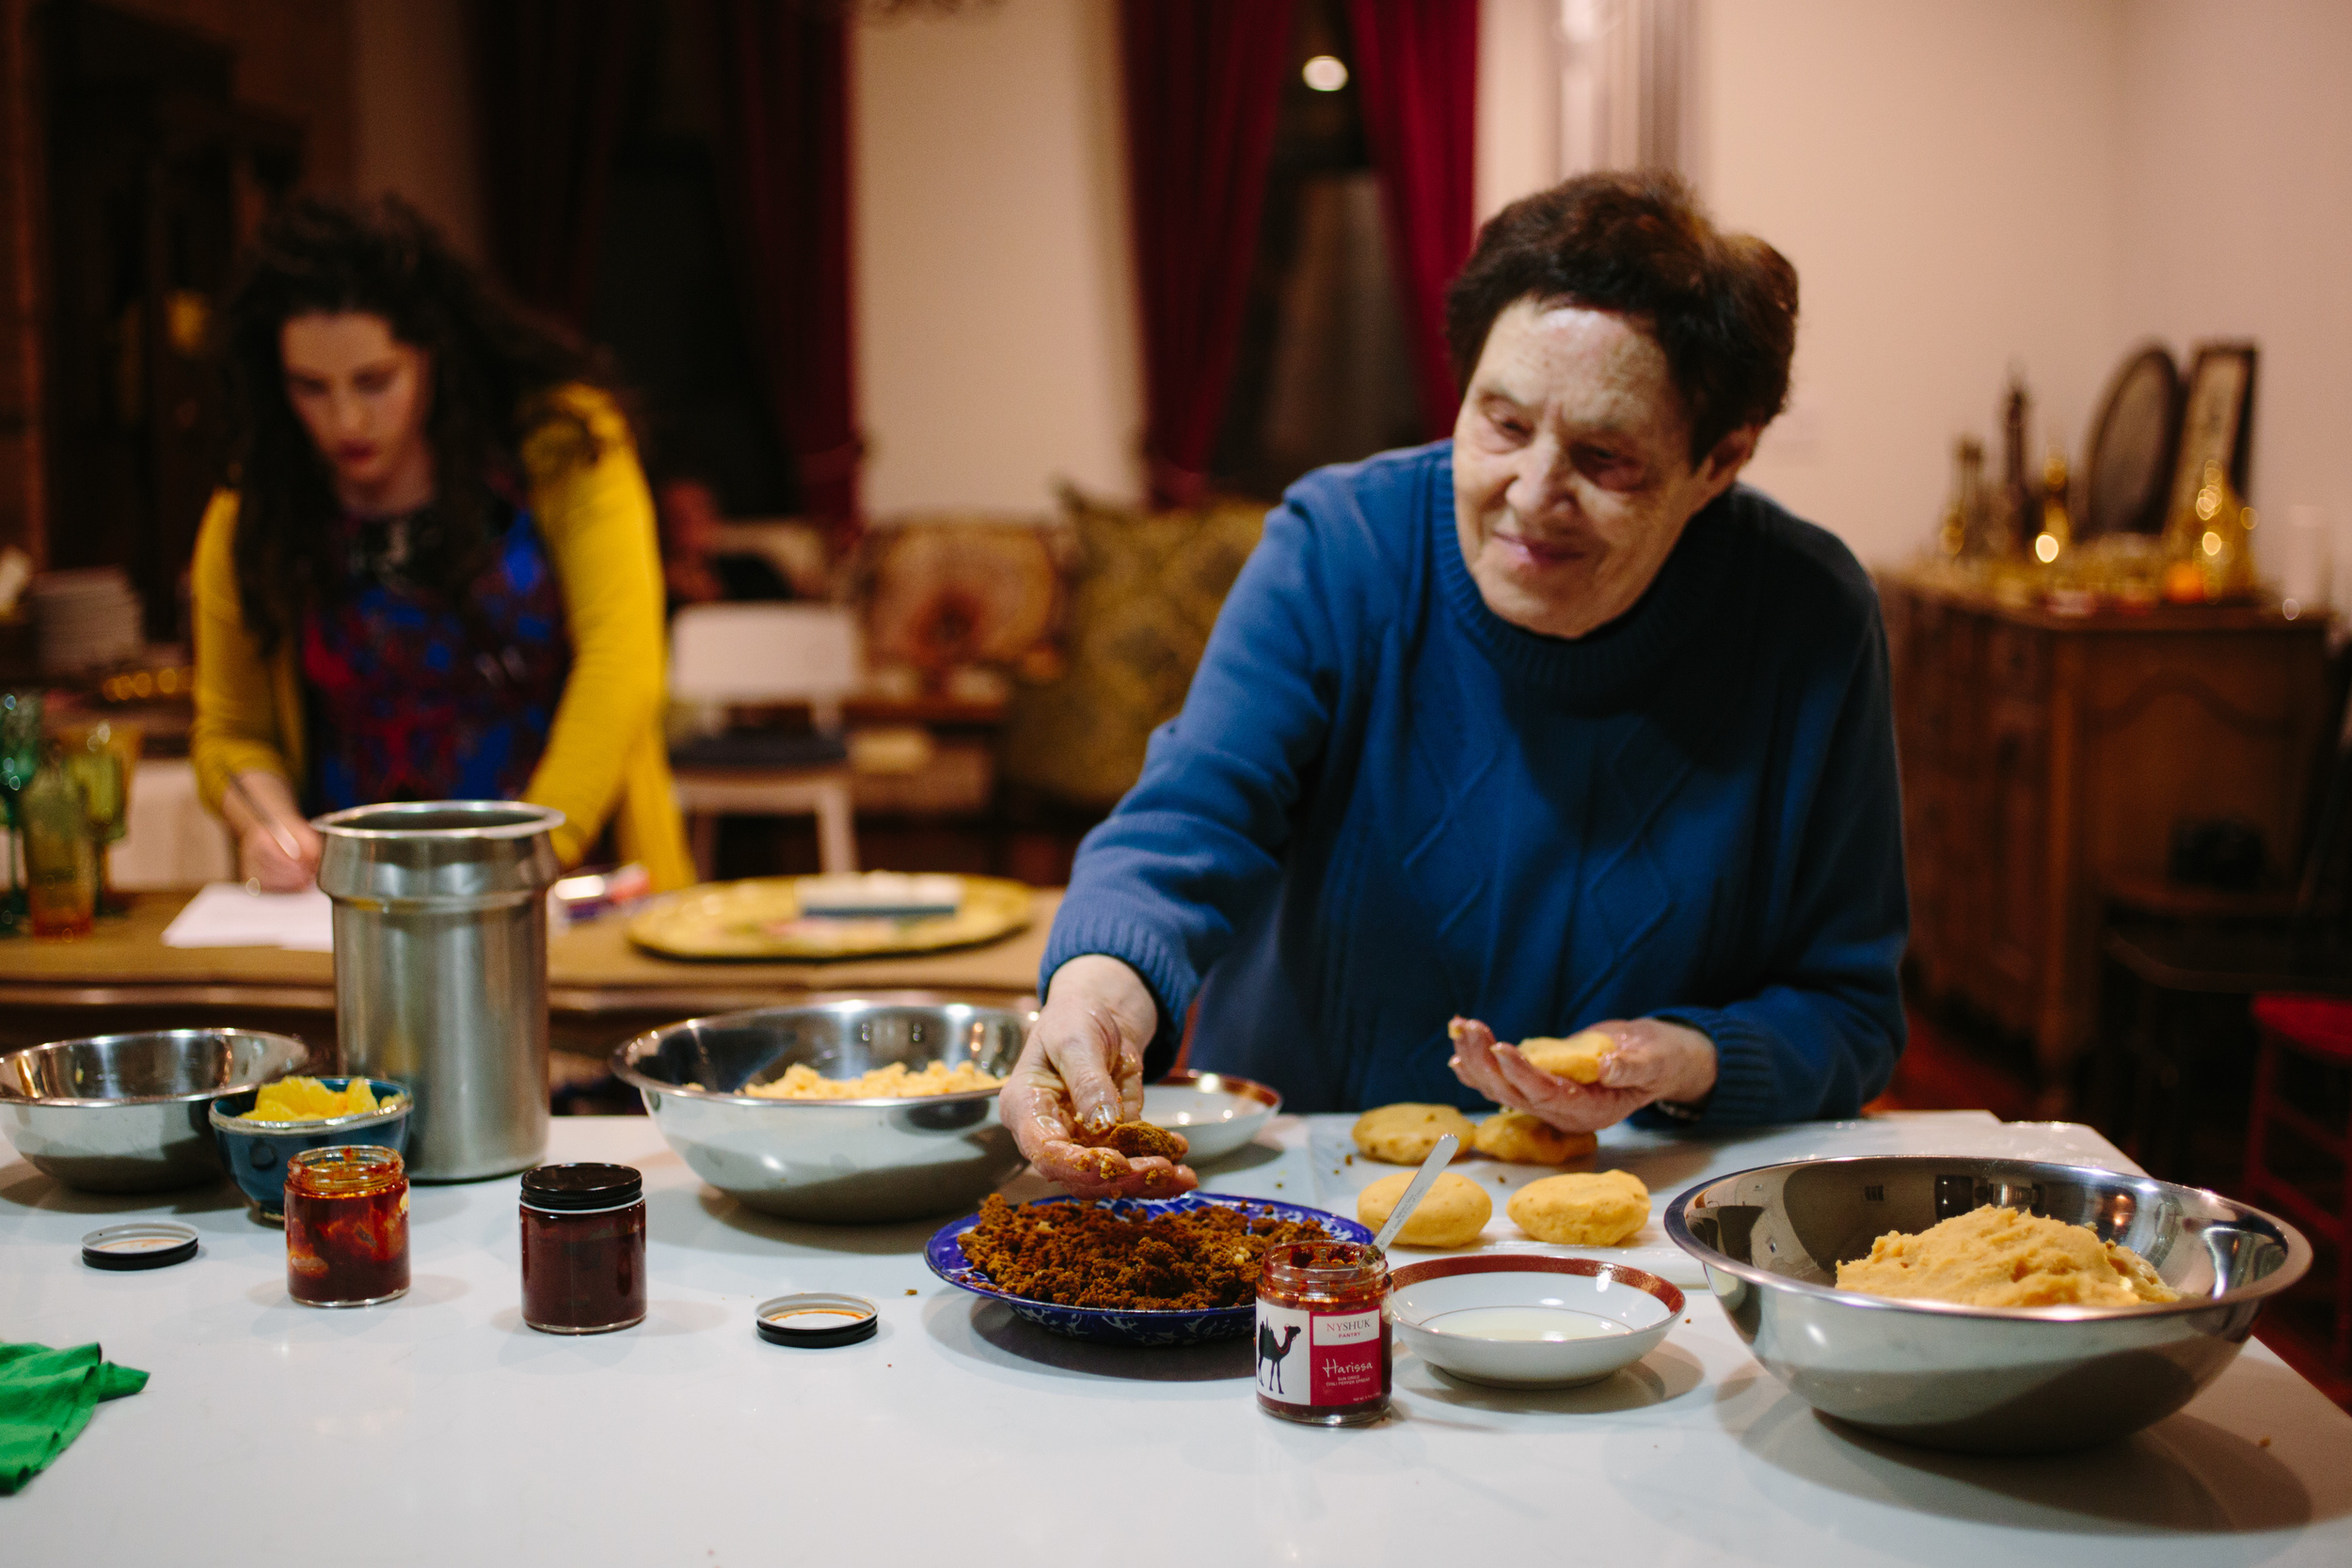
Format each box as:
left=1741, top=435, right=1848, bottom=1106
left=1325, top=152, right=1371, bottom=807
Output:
left=1041, top=442, right=1908, bottom=1125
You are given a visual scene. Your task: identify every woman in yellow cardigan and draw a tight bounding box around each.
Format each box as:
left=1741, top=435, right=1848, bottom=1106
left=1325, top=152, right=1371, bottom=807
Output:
left=192, top=197, right=691, bottom=892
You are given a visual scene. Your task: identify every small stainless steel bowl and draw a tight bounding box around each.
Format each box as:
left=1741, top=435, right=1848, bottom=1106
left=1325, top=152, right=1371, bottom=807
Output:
left=1666, top=1155, right=2312, bottom=1454
left=0, top=1029, right=311, bottom=1192
left=612, top=998, right=1030, bottom=1223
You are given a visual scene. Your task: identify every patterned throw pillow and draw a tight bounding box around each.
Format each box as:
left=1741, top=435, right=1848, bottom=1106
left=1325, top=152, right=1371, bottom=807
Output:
left=998, top=487, right=1268, bottom=808
left=853, top=514, right=1076, bottom=698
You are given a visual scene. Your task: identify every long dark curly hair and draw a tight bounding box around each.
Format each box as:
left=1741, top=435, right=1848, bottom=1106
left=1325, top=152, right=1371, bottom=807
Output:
left=221, top=195, right=622, bottom=655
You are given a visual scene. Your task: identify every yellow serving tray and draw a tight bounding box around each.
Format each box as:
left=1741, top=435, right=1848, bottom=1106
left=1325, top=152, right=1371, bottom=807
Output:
left=625, top=875, right=1034, bottom=961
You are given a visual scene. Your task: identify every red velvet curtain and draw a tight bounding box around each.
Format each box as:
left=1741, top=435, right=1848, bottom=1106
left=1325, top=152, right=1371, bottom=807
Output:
left=698, top=0, right=862, bottom=536
left=474, top=0, right=653, bottom=328
left=1120, top=0, right=1296, bottom=508
left=1346, top=0, right=1480, bottom=439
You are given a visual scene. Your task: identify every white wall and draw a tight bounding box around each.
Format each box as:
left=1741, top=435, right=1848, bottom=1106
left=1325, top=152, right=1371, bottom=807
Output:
left=1476, top=0, right=1563, bottom=224
left=852, top=0, right=1143, bottom=514
left=2113, top=0, right=2352, bottom=586
left=348, top=0, right=484, bottom=260
left=1691, top=0, right=2126, bottom=569
left=1470, top=1, right=2352, bottom=583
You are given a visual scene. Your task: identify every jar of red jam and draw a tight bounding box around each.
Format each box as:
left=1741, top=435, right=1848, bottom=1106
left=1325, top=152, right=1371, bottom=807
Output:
left=1255, top=1239, right=1391, bottom=1425
left=284, top=1145, right=410, bottom=1307
left=519, top=1163, right=646, bottom=1334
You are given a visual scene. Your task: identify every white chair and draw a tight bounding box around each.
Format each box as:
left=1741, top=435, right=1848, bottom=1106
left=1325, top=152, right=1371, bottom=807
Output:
left=668, top=603, right=863, bottom=879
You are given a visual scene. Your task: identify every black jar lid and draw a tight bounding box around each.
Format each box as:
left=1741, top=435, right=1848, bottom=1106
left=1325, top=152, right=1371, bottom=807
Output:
left=755, top=1292, right=879, bottom=1348
left=520, top=1162, right=643, bottom=1210
left=82, top=1222, right=199, bottom=1271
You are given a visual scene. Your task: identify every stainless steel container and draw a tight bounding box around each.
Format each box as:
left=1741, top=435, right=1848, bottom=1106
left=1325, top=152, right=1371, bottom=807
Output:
left=1666, top=1155, right=2312, bottom=1453
left=315, top=800, right=563, bottom=1181
left=0, top=1029, right=309, bottom=1191
left=612, top=999, right=1030, bottom=1222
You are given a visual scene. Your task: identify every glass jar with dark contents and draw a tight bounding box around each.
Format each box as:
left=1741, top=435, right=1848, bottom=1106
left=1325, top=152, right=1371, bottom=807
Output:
left=519, top=1163, right=645, bottom=1334
left=284, top=1145, right=409, bottom=1307
left=1255, top=1239, right=1391, bottom=1425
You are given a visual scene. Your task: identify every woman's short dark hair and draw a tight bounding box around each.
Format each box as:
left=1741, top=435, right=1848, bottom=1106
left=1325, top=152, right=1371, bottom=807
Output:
left=221, top=195, right=620, bottom=655
left=1444, top=170, right=1797, bottom=464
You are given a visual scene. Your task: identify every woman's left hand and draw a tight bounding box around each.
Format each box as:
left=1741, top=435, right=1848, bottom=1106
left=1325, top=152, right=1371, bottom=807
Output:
left=1448, top=1016, right=1717, bottom=1132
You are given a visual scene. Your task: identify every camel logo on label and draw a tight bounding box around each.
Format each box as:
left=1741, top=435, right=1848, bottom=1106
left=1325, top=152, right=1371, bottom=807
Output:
left=1256, top=1301, right=1310, bottom=1402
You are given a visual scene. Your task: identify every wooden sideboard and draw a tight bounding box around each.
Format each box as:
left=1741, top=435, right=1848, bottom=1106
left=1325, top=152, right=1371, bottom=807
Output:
left=1878, top=568, right=2331, bottom=1092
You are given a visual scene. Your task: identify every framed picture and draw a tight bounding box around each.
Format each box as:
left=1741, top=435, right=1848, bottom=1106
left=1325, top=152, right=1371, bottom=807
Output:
left=2167, top=341, right=2258, bottom=519
left=2082, top=343, right=2179, bottom=537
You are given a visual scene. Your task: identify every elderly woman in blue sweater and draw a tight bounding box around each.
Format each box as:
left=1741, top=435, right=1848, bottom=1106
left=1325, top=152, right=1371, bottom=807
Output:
left=1003, top=170, right=1907, bottom=1197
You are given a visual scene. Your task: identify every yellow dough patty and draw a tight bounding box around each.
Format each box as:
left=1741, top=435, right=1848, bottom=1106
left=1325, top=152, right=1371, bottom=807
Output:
left=1507, top=1169, right=1650, bottom=1245
left=1835, top=1204, right=2180, bottom=1308
left=1356, top=1169, right=1493, bottom=1248
left=1351, top=1102, right=1476, bottom=1165
left=1518, top=1029, right=1615, bottom=1084
left=1471, top=1110, right=1597, bottom=1165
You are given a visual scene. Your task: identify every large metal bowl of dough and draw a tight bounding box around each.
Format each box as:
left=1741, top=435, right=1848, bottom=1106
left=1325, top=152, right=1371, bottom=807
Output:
left=612, top=998, right=1030, bottom=1224
left=1665, top=1155, right=2311, bottom=1454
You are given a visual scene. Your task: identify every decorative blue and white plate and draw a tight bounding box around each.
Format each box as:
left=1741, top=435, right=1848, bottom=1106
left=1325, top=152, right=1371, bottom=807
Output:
left=926, top=1192, right=1372, bottom=1345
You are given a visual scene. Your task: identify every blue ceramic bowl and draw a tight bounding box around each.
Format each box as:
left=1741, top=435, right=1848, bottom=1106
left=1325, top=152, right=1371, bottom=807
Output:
left=926, top=1192, right=1372, bottom=1346
left=209, top=1078, right=411, bottom=1224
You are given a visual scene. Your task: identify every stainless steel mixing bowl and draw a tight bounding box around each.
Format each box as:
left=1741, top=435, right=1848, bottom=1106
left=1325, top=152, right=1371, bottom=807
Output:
left=0, top=1029, right=311, bottom=1191
left=612, top=1000, right=1030, bottom=1223
left=1666, top=1155, right=2312, bottom=1454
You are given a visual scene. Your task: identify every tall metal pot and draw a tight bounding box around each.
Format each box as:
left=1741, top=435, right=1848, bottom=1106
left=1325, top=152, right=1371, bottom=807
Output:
left=314, top=800, right=564, bottom=1180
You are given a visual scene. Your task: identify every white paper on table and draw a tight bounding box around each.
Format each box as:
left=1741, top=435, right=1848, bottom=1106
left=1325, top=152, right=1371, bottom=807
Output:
left=159, top=882, right=335, bottom=952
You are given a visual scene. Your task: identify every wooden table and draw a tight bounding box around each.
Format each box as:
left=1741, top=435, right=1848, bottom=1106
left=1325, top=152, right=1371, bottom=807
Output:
left=0, top=888, right=1057, bottom=1058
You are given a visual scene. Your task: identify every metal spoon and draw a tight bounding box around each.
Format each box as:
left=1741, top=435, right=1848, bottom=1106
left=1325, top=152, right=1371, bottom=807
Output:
left=1371, top=1132, right=1459, bottom=1253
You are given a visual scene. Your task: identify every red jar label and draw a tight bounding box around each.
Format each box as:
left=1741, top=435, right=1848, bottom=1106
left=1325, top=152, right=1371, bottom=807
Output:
left=1256, top=1301, right=1386, bottom=1407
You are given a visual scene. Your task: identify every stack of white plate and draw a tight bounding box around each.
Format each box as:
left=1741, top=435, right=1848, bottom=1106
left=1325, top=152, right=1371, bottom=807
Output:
left=32, top=568, right=144, bottom=674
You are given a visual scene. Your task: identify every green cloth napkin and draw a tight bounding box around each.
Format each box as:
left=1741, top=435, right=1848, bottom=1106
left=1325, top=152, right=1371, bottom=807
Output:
left=0, top=1342, right=149, bottom=1494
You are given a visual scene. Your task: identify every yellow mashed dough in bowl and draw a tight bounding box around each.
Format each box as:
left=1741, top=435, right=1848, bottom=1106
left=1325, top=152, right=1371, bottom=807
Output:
left=738, top=1061, right=1003, bottom=1100
left=1836, top=1204, right=2179, bottom=1307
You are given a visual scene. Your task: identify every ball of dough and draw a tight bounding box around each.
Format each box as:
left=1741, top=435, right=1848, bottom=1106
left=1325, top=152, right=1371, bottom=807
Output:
left=1507, top=1169, right=1650, bottom=1245
left=1472, top=1110, right=1597, bottom=1164
left=1518, top=1029, right=1615, bottom=1084
left=1356, top=1170, right=1492, bottom=1248
left=1351, top=1102, right=1476, bottom=1164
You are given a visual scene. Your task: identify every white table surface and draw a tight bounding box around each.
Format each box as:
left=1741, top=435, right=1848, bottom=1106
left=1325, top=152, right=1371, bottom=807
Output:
left=5, top=1110, right=2349, bottom=1565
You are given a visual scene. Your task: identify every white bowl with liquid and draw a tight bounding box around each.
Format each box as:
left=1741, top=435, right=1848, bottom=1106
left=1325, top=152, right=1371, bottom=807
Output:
left=1391, top=1255, right=1684, bottom=1387
left=1140, top=1071, right=1281, bottom=1163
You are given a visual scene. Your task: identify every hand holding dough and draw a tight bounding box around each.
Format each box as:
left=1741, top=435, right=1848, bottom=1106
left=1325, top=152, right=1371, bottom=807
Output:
left=1518, top=1030, right=1615, bottom=1083
left=1449, top=1017, right=1718, bottom=1133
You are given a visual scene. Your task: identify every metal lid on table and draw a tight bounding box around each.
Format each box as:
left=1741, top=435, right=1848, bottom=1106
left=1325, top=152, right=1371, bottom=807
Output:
left=755, top=1292, right=879, bottom=1347
left=82, top=1222, right=199, bottom=1271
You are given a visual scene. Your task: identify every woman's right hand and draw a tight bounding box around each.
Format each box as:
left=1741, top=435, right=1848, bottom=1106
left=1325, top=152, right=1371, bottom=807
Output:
left=997, top=954, right=1196, bottom=1199
left=226, top=771, right=322, bottom=890
left=240, top=820, right=322, bottom=890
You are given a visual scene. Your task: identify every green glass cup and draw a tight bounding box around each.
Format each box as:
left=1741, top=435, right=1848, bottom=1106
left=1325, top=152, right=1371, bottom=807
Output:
left=0, top=690, right=43, bottom=933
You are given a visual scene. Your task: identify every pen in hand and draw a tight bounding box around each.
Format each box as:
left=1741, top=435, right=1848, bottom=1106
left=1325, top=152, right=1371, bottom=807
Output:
left=224, top=771, right=310, bottom=890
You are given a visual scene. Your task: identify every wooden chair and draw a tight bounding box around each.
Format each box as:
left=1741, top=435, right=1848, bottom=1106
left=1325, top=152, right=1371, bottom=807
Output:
left=2244, top=992, right=2352, bottom=1370
left=2091, top=655, right=2352, bottom=1171
left=667, top=604, right=861, bottom=879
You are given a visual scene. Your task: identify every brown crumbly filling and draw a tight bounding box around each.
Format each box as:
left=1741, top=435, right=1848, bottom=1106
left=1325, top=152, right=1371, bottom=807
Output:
left=958, top=1194, right=1327, bottom=1310
left=1098, top=1121, right=1186, bottom=1161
